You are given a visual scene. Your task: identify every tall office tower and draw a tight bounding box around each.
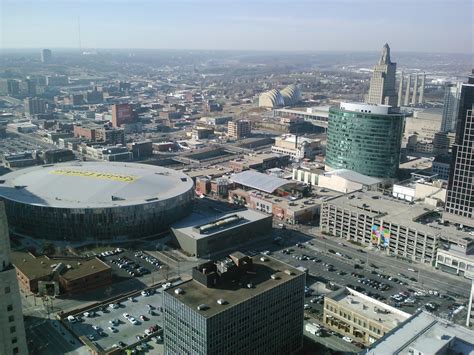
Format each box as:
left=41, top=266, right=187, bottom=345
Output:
left=227, top=120, right=251, bottom=139
left=111, top=103, right=134, bottom=127
left=326, top=102, right=404, bottom=179
left=444, top=72, right=474, bottom=227
left=441, top=82, right=463, bottom=132
left=418, top=72, right=426, bottom=104
left=397, top=73, right=404, bottom=107
left=365, top=43, right=398, bottom=107
left=163, top=252, right=305, bottom=355
left=411, top=74, right=419, bottom=105
left=20, top=78, right=37, bottom=97
left=0, top=202, right=28, bottom=355
left=404, top=74, right=411, bottom=106
left=41, top=49, right=52, bottom=63
left=24, top=97, right=46, bottom=116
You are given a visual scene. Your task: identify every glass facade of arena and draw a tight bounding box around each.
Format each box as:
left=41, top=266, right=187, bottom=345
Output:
left=2, top=189, right=194, bottom=241
left=326, top=107, right=404, bottom=178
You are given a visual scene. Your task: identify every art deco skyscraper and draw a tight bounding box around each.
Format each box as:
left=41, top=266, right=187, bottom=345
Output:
left=0, top=202, right=28, bottom=355
left=365, top=43, right=398, bottom=107
left=444, top=71, right=474, bottom=227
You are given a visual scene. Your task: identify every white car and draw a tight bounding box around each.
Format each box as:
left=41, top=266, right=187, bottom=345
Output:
left=108, top=326, right=117, bottom=333
left=109, top=319, right=119, bottom=325
left=123, top=313, right=130, bottom=319
left=129, top=317, right=138, bottom=325
left=67, top=315, right=76, bottom=323
left=163, top=282, right=172, bottom=290
left=141, top=291, right=148, bottom=297
left=109, top=303, right=119, bottom=309
left=92, top=325, right=100, bottom=331
left=342, top=336, right=352, bottom=343
left=83, top=312, right=91, bottom=318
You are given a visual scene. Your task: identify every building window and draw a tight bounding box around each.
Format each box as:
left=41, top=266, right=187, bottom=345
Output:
left=5, top=286, right=11, bottom=294
left=10, top=326, right=16, bottom=333
left=13, top=347, right=19, bottom=354
left=8, top=315, right=14, bottom=322
left=12, top=337, right=17, bottom=344
left=7, top=304, right=13, bottom=312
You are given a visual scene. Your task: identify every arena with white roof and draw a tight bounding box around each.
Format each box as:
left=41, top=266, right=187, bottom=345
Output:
left=0, top=162, right=194, bottom=240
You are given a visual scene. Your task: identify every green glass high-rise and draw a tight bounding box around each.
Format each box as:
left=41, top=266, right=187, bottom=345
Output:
left=326, top=102, right=404, bottom=178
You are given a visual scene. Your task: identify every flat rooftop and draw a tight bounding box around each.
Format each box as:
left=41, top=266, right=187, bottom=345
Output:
left=326, top=190, right=473, bottom=245
left=184, top=166, right=233, bottom=180
left=248, top=187, right=341, bottom=211
left=171, top=208, right=271, bottom=240
left=329, top=287, right=410, bottom=327
left=0, top=162, right=193, bottom=208
left=165, top=255, right=304, bottom=318
left=11, top=252, right=110, bottom=281
left=367, top=311, right=474, bottom=354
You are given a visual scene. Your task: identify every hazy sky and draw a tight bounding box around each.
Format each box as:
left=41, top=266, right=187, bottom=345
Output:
left=1, top=0, right=473, bottom=53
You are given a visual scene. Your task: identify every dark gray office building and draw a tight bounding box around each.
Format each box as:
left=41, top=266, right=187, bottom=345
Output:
left=444, top=71, right=474, bottom=227
left=163, top=252, right=305, bottom=355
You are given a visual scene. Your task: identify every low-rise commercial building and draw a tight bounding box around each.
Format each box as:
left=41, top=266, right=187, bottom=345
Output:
left=229, top=153, right=289, bottom=172
left=320, top=190, right=474, bottom=265
left=317, top=169, right=381, bottom=194
left=163, top=252, right=305, bottom=355
left=392, top=177, right=446, bottom=205
left=170, top=209, right=272, bottom=258
left=229, top=187, right=340, bottom=225
left=435, top=245, right=474, bottom=277
left=271, top=134, right=321, bottom=161
left=292, top=166, right=325, bottom=186
left=11, top=252, right=112, bottom=296
left=323, top=287, right=410, bottom=346
left=366, top=310, right=474, bottom=354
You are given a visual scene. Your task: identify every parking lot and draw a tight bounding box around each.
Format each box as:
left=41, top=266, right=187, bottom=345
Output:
left=67, top=284, right=168, bottom=352
left=274, top=242, right=463, bottom=318
left=99, top=249, right=164, bottom=280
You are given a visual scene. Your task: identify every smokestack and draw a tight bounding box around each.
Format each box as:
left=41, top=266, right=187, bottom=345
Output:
left=418, top=73, right=425, bottom=104
left=295, top=134, right=298, bottom=149
left=404, top=74, right=411, bottom=106
left=411, top=74, right=418, bottom=105
left=398, top=73, right=404, bottom=107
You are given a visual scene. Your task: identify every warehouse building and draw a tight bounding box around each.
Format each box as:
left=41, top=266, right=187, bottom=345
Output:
left=11, top=252, right=112, bottom=296
left=163, top=252, right=305, bottom=354
left=170, top=209, right=272, bottom=258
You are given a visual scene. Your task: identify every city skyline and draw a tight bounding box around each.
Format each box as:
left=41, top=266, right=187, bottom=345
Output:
left=1, top=0, right=473, bottom=53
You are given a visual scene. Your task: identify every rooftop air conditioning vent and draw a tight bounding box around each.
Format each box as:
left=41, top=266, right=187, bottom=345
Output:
left=217, top=299, right=227, bottom=305
left=270, top=274, right=280, bottom=280
left=284, top=270, right=294, bottom=276
left=197, top=304, right=209, bottom=311
left=175, top=288, right=185, bottom=295
left=247, top=283, right=254, bottom=289
left=260, top=257, right=268, bottom=262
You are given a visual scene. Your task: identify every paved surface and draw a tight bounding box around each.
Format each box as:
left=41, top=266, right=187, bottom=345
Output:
left=303, top=320, right=359, bottom=353
left=275, top=224, right=471, bottom=299
left=68, top=285, right=164, bottom=352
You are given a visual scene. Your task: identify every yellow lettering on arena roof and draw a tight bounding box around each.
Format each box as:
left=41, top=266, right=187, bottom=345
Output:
left=50, top=169, right=138, bottom=183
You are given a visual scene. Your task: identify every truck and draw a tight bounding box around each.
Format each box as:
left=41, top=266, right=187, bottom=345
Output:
left=305, top=323, right=321, bottom=336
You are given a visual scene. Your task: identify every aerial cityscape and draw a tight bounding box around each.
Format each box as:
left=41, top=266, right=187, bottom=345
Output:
left=0, top=1, right=473, bottom=354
